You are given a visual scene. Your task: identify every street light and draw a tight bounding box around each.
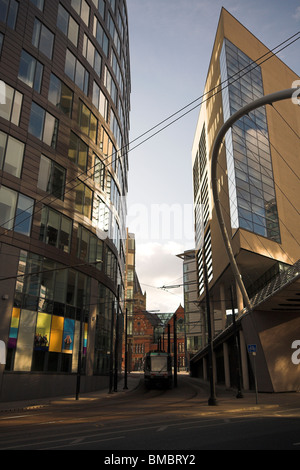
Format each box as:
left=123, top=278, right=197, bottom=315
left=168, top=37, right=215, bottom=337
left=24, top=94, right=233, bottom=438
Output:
left=203, top=258, right=217, bottom=406
left=123, top=308, right=128, bottom=390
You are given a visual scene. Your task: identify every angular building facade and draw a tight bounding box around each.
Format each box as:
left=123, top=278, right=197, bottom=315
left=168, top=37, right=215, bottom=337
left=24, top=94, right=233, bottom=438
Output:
left=0, top=0, right=131, bottom=401
left=191, top=9, right=300, bottom=392
left=176, top=250, right=203, bottom=363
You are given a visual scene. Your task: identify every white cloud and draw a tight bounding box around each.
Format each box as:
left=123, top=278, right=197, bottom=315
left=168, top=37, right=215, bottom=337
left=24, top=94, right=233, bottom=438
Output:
left=135, top=241, right=186, bottom=313
left=293, top=6, right=300, bottom=20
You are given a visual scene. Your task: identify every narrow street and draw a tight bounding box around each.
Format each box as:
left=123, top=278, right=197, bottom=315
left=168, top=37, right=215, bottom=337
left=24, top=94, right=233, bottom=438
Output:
left=0, top=373, right=299, bottom=452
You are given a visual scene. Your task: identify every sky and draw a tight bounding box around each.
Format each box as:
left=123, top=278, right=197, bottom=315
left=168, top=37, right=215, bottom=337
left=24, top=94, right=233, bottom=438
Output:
left=125, top=0, right=300, bottom=314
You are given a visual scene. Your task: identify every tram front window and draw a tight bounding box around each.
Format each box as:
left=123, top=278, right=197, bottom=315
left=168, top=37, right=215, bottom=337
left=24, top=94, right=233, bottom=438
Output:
left=151, top=357, right=167, bottom=372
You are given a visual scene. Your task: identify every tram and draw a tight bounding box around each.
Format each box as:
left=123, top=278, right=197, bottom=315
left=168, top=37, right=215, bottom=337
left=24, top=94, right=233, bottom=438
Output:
left=144, top=351, right=172, bottom=389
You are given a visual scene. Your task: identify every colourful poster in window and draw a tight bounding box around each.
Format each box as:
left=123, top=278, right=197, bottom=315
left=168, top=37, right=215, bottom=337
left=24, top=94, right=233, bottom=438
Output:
left=49, top=316, right=64, bottom=353
left=8, top=308, right=20, bottom=349
left=34, top=312, right=51, bottom=350
left=62, top=318, right=75, bottom=354
left=83, top=322, right=88, bottom=355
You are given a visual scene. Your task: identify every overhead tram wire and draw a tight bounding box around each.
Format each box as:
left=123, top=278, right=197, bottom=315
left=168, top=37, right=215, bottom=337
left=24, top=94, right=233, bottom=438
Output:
left=0, top=31, right=299, bottom=248
left=0, top=30, right=299, bottom=235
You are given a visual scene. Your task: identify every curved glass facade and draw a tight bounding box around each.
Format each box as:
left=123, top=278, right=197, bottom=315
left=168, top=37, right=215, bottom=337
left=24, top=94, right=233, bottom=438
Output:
left=0, top=0, right=131, bottom=380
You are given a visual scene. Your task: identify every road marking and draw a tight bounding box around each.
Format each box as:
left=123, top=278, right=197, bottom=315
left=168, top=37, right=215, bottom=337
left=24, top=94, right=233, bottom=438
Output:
left=157, top=425, right=168, bottom=432
left=0, top=415, right=28, bottom=420
left=40, top=435, right=126, bottom=450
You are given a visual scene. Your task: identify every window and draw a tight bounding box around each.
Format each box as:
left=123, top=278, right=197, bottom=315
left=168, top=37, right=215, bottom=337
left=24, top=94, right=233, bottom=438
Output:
left=30, top=0, right=44, bottom=10
left=83, top=34, right=102, bottom=77
left=6, top=251, right=90, bottom=373
left=18, top=50, right=43, bottom=92
left=68, top=131, right=88, bottom=171
left=48, top=74, right=73, bottom=118
left=198, top=125, right=207, bottom=182
left=107, top=0, right=116, bottom=14
left=71, top=0, right=90, bottom=26
left=107, top=12, right=120, bottom=55
left=77, top=100, right=97, bottom=143
left=105, top=247, right=117, bottom=281
left=32, top=18, right=54, bottom=60
left=104, top=66, right=117, bottom=106
left=91, top=0, right=105, bottom=18
left=77, top=224, right=103, bottom=269
left=94, top=154, right=104, bottom=189
left=93, top=16, right=109, bottom=57
left=0, top=0, right=18, bottom=29
left=107, top=172, right=120, bottom=210
left=0, top=185, right=34, bottom=236
left=0, top=82, right=23, bottom=126
left=37, top=154, right=66, bottom=200
left=110, top=109, right=121, bottom=149
left=0, top=130, right=24, bottom=177
left=39, top=206, right=72, bottom=253
left=57, top=4, right=79, bottom=46
left=75, top=180, right=93, bottom=218
left=220, top=38, right=280, bottom=242
left=92, top=195, right=110, bottom=233
left=111, top=49, right=124, bottom=96
left=127, top=268, right=134, bottom=282
left=29, top=102, right=58, bottom=148
left=92, top=82, right=108, bottom=120
left=65, top=49, right=89, bottom=96
left=193, top=152, right=199, bottom=201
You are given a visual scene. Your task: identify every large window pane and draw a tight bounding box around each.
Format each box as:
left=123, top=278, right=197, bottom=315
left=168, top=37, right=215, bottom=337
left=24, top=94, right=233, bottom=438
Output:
left=43, top=112, right=56, bottom=147
left=0, top=131, right=7, bottom=168
left=0, top=185, right=17, bottom=230
left=37, top=155, right=51, bottom=192
left=65, top=49, right=76, bottom=80
left=30, top=0, right=44, bottom=11
left=11, top=90, right=22, bottom=126
left=0, top=0, right=18, bottom=29
left=52, top=163, right=65, bottom=200
left=57, top=3, right=68, bottom=34
left=32, top=19, right=54, bottom=59
left=15, top=194, right=34, bottom=236
left=18, top=50, right=43, bottom=92
left=60, top=216, right=72, bottom=253
left=68, top=132, right=88, bottom=171
left=38, top=155, right=65, bottom=200
left=4, top=136, right=24, bottom=177
left=47, top=209, right=60, bottom=247
left=29, top=102, right=44, bottom=140
left=29, top=103, right=58, bottom=148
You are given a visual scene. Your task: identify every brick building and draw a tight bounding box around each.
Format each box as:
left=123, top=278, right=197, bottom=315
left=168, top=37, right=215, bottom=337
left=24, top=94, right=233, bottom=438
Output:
left=164, top=305, right=186, bottom=370
left=131, top=306, right=160, bottom=371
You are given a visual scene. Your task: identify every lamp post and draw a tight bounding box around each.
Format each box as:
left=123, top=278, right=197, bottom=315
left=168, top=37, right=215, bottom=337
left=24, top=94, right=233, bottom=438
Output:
left=114, top=286, right=121, bottom=392
left=203, top=258, right=217, bottom=406
left=109, top=299, right=115, bottom=394
left=230, top=285, right=243, bottom=399
left=123, top=308, right=128, bottom=389
left=173, top=313, right=177, bottom=387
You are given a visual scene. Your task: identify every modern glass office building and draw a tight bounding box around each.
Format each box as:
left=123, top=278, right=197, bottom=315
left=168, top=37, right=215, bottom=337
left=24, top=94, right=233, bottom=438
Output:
left=191, top=8, right=300, bottom=392
left=220, top=38, right=280, bottom=242
left=0, top=0, right=131, bottom=401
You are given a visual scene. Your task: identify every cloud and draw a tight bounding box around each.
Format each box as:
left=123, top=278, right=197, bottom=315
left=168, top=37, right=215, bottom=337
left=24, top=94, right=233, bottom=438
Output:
left=135, top=241, right=185, bottom=313
left=293, top=6, right=300, bottom=20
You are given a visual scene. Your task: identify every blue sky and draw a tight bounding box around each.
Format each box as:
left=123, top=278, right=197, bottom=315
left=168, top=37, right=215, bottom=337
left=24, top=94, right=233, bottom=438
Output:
left=125, top=0, right=300, bottom=313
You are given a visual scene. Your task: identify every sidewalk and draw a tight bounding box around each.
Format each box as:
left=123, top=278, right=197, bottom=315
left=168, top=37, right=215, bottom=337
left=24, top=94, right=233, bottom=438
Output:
left=0, top=373, right=142, bottom=413
left=0, top=372, right=299, bottom=414
left=188, top=375, right=300, bottom=412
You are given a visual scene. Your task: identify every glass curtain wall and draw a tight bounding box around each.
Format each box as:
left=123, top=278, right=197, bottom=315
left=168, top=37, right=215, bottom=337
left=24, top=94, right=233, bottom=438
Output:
left=220, top=38, right=281, bottom=242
